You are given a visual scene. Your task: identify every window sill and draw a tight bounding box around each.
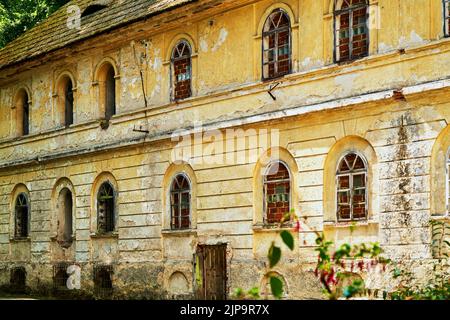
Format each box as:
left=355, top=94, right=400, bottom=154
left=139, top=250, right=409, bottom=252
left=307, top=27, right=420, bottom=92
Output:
left=10, top=237, right=31, bottom=243
left=90, top=232, right=118, bottom=239
left=252, top=223, right=296, bottom=233
left=323, top=220, right=379, bottom=229
left=430, top=215, right=450, bottom=222
left=161, top=229, right=197, bottom=237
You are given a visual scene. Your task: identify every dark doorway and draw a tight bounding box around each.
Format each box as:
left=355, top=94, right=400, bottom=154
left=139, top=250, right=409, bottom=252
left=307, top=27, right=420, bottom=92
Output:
left=195, top=244, right=227, bottom=300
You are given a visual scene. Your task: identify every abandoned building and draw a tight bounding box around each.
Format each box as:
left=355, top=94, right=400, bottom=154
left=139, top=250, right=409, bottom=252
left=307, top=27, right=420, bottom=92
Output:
left=0, top=0, right=449, bottom=299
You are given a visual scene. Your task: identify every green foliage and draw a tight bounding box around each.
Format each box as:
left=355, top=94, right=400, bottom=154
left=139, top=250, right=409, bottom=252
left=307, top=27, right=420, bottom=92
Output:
left=280, top=230, right=294, bottom=251
left=0, top=0, right=70, bottom=48
left=268, top=244, right=281, bottom=268
left=269, top=276, right=283, bottom=299
left=387, top=220, right=450, bottom=300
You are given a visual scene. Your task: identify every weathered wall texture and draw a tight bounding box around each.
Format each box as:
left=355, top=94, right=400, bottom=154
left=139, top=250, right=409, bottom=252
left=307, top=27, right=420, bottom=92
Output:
left=0, top=0, right=449, bottom=299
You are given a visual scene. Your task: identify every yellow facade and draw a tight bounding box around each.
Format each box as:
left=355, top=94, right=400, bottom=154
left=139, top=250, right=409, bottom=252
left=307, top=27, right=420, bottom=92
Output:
left=0, top=0, right=449, bottom=299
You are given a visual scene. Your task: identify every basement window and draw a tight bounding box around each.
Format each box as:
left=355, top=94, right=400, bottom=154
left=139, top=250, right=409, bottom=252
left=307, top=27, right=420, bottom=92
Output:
left=262, top=9, right=292, bottom=80
left=445, top=0, right=450, bottom=37
left=94, top=265, right=113, bottom=296
left=263, top=162, right=291, bottom=224
left=336, top=153, right=368, bottom=221
left=81, top=4, right=108, bottom=18
left=53, top=263, right=70, bottom=291
left=10, top=267, right=26, bottom=293
left=334, top=0, right=369, bottom=63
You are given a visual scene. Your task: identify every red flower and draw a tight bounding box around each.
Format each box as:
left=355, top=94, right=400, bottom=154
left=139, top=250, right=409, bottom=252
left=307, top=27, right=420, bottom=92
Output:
left=358, top=261, right=365, bottom=271
left=294, top=221, right=301, bottom=232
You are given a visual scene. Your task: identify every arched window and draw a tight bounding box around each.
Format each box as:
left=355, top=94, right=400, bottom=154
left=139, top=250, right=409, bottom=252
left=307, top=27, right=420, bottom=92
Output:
left=15, top=89, right=30, bottom=136
left=445, top=0, right=450, bottom=37
left=97, top=182, right=115, bottom=234
left=97, top=62, right=116, bottom=121
left=263, top=162, right=291, bottom=224
left=170, top=174, right=191, bottom=230
left=262, top=9, right=291, bottom=80
left=15, top=193, right=30, bottom=238
left=336, top=153, right=368, bottom=221
left=64, top=79, right=74, bottom=127
left=57, top=188, right=73, bottom=247
left=171, top=40, right=192, bottom=101
left=334, top=0, right=369, bottom=63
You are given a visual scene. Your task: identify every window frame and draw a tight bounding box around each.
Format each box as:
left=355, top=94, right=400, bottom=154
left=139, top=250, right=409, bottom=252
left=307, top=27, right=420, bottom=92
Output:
left=336, top=152, right=368, bottom=222
left=96, top=181, right=116, bottom=234
left=334, top=0, right=370, bottom=63
left=170, top=40, right=193, bottom=101
left=263, top=160, right=292, bottom=225
left=444, top=0, right=450, bottom=37
left=170, top=174, right=192, bottom=230
left=261, top=8, right=292, bottom=81
left=14, top=193, right=30, bottom=239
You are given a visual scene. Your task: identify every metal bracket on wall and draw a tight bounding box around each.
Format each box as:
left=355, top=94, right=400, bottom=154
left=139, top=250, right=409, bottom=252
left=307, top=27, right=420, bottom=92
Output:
left=268, top=82, right=280, bottom=101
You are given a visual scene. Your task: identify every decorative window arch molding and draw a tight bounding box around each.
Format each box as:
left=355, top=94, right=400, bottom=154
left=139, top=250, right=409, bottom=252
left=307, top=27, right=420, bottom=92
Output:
left=430, top=124, right=450, bottom=217
left=10, top=183, right=31, bottom=241
left=253, top=147, right=299, bottom=227
left=51, top=177, right=76, bottom=246
left=323, top=136, right=378, bottom=224
left=256, top=3, right=297, bottom=38
left=91, top=172, right=119, bottom=236
left=164, top=33, right=198, bottom=62
left=162, top=162, right=197, bottom=232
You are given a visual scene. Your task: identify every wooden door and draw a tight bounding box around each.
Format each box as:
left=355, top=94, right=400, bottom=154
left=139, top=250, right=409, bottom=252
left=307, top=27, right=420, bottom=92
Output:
left=196, top=244, right=227, bottom=300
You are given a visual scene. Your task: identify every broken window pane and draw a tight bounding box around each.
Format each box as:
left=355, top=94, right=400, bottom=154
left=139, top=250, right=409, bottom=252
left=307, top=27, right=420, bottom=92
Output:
left=262, top=9, right=291, bottom=80
left=264, top=162, right=291, bottom=224
left=172, top=41, right=192, bottom=101
left=15, top=193, right=30, bottom=238
left=97, top=182, right=115, bottom=234
left=170, top=174, right=191, bottom=230
left=335, top=0, right=369, bottom=62
left=337, top=153, right=368, bottom=221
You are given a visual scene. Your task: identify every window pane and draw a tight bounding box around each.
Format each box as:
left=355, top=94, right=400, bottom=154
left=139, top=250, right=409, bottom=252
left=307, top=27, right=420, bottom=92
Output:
left=353, top=173, right=366, bottom=188
left=262, top=10, right=291, bottom=79
left=338, top=175, right=350, bottom=189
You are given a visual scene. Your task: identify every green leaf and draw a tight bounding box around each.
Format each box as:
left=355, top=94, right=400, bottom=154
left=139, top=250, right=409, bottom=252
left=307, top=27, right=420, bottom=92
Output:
left=280, top=230, right=295, bottom=251
left=268, top=243, right=281, bottom=268
left=247, top=287, right=260, bottom=298
left=270, top=276, right=283, bottom=299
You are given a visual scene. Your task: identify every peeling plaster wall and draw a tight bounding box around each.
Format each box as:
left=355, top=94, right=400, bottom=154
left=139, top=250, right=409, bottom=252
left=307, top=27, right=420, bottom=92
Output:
left=0, top=0, right=449, bottom=299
